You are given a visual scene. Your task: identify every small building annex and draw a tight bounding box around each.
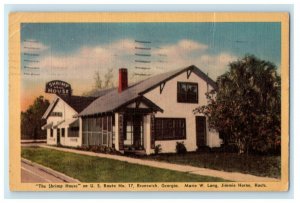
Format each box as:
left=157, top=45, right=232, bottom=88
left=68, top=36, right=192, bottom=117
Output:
left=41, top=95, right=97, bottom=147
left=42, top=65, right=223, bottom=154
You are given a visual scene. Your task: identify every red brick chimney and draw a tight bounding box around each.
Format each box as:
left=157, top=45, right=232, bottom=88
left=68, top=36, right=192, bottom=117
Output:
left=118, top=68, right=128, bottom=93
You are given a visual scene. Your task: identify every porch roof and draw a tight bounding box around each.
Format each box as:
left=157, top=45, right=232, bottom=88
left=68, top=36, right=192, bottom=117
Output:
left=53, top=120, right=65, bottom=129
left=59, top=118, right=79, bottom=128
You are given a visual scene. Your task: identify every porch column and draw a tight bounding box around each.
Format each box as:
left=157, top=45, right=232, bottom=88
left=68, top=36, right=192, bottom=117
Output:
left=144, top=114, right=152, bottom=155
left=78, top=117, right=83, bottom=146
left=114, top=113, right=119, bottom=151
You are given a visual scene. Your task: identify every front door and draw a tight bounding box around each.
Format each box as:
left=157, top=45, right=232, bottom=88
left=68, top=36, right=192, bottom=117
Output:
left=132, top=115, right=143, bottom=148
left=56, top=129, right=60, bottom=145
left=124, top=114, right=144, bottom=149
left=196, top=116, right=207, bottom=148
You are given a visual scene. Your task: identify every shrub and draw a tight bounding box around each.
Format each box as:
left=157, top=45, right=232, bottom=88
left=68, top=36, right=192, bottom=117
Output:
left=77, top=145, right=119, bottom=155
left=154, top=144, right=162, bottom=155
left=176, top=142, right=187, bottom=154
left=81, top=145, right=91, bottom=151
left=90, top=145, right=99, bottom=152
left=222, top=143, right=239, bottom=153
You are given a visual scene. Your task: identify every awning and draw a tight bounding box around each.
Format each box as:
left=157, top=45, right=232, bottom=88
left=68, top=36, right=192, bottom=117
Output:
left=41, top=122, right=53, bottom=130
left=54, top=118, right=79, bottom=128
left=53, top=120, right=65, bottom=129
left=68, top=118, right=79, bottom=128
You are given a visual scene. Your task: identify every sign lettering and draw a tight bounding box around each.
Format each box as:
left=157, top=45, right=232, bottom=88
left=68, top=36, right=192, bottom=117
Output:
left=45, top=80, right=72, bottom=96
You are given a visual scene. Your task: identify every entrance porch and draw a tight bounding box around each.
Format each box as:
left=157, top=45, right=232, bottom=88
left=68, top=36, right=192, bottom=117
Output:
left=115, top=108, right=157, bottom=155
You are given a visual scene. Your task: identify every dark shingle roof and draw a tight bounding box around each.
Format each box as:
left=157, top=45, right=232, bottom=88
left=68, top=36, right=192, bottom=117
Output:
left=78, top=65, right=216, bottom=117
left=59, top=95, right=97, bottom=113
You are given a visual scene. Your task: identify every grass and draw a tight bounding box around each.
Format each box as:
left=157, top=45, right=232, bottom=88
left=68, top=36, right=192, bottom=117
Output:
left=21, top=147, right=228, bottom=182
left=143, top=152, right=281, bottom=179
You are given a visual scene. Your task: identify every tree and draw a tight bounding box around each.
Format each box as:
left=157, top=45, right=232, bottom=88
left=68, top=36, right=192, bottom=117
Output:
left=83, top=68, right=115, bottom=96
left=193, top=55, right=281, bottom=154
left=21, top=96, right=50, bottom=140
left=103, top=68, right=114, bottom=88
left=94, top=70, right=103, bottom=89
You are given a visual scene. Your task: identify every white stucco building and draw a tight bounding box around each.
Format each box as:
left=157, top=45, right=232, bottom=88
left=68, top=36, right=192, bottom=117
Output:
left=42, top=65, right=223, bottom=154
left=41, top=95, right=96, bottom=147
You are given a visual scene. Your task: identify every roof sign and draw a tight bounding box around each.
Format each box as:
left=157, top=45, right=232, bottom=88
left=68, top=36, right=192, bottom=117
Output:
left=45, top=80, right=72, bottom=96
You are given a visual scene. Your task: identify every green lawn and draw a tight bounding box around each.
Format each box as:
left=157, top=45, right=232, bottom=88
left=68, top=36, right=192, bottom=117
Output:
left=21, top=147, right=228, bottom=182
left=143, top=152, right=281, bottom=179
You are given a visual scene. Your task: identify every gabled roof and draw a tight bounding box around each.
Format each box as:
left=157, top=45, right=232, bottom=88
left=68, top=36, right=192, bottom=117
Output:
left=42, top=98, right=59, bottom=119
left=42, top=95, right=97, bottom=119
left=59, top=95, right=97, bottom=113
left=78, top=65, right=216, bottom=117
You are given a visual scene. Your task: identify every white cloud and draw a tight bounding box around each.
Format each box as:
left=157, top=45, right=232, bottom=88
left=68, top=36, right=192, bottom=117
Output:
left=23, top=38, right=237, bottom=95
left=178, top=39, right=208, bottom=51
left=150, top=40, right=236, bottom=80
left=195, top=53, right=237, bottom=79
left=154, top=39, right=208, bottom=60
left=24, top=39, right=137, bottom=93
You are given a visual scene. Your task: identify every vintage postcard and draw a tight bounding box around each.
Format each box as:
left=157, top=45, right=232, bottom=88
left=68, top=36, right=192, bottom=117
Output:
left=9, top=12, right=289, bottom=191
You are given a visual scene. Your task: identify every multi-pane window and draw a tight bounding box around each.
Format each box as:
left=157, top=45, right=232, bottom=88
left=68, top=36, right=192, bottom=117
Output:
left=82, top=116, right=114, bottom=146
left=177, top=82, right=198, bottom=103
left=50, top=112, right=62, bottom=117
left=155, top=118, right=186, bottom=140
left=68, top=127, right=79, bottom=137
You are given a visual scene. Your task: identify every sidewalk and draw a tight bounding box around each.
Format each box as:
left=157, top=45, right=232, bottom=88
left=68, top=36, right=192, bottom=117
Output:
left=39, top=144, right=279, bottom=182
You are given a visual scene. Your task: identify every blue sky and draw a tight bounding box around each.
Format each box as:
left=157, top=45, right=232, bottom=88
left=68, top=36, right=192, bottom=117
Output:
left=21, top=22, right=281, bottom=110
left=21, top=22, right=281, bottom=60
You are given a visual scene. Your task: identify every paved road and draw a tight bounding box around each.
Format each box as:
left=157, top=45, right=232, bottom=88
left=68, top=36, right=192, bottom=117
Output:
left=21, top=161, right=66, bottom=183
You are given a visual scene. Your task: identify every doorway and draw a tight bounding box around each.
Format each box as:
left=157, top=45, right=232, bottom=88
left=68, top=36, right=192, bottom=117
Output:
left=196, top=116, right=207, bottom=148
left=124, top=114, right=144, bottom=149
left=56, top=128, right=61, bottom=145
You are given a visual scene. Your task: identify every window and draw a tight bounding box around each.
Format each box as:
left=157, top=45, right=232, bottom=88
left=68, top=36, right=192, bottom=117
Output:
left=177, top=82, right=198, bottom=103
left=83, top=118, right=89, bottom=131
left=61, top=128, right=65, bottom=137
left=57, top=128, right=60, bottom=137
left=96, top=117, right=102, bottom=131
left=125, top=120, right=133, bottom=145
left=68, top=127, right=79, bottom=137
left=50, top=129, right=53, bottom=137
left=50, top=112, right=62, bottom=117
left=103, top=117, right=108, bottom=130
left=155, top=118, right=186, bottom=140
left=82, top=116, right=113, bottom=146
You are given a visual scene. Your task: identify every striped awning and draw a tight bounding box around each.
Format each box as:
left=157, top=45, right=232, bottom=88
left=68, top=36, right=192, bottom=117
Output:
left=41, top=122, right=53, bottom=130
